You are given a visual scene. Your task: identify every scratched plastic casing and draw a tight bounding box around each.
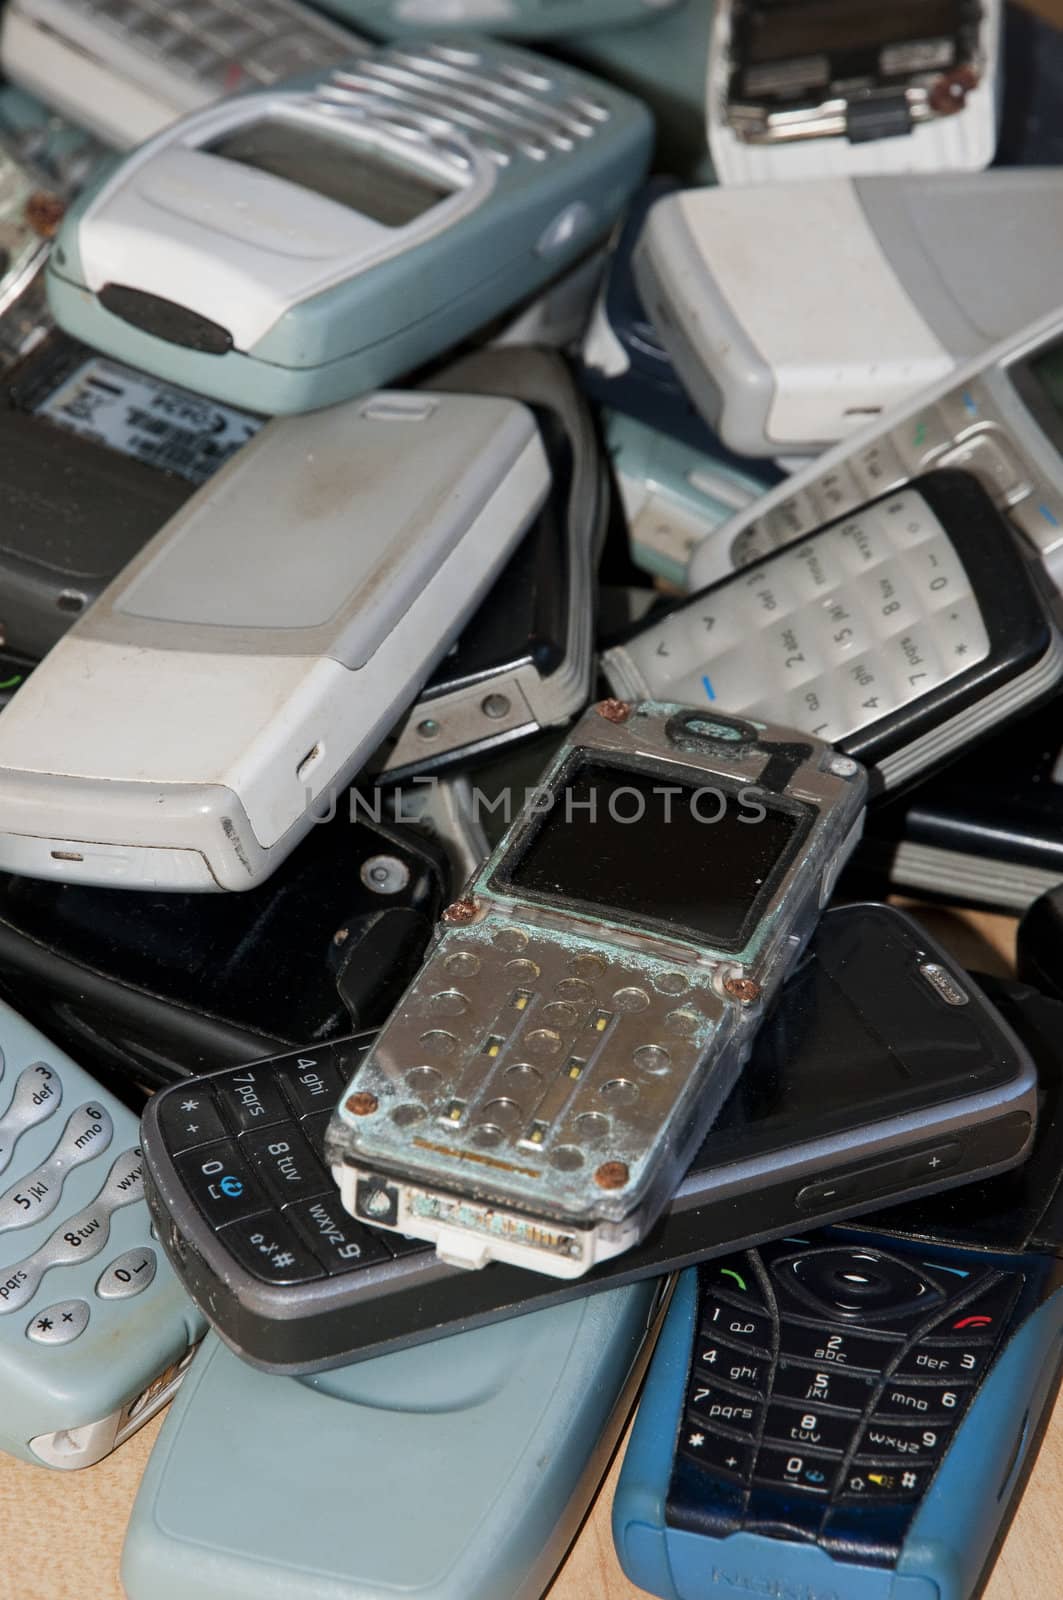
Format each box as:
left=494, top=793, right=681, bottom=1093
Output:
left=327, top=701, right=867, bottom=1278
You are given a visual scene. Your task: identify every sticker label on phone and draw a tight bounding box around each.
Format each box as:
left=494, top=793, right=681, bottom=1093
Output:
left=35, top=356, right=261, bottom=484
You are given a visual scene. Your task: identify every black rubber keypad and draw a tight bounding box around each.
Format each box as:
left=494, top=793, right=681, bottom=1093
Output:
left=671, top=1238, right=1022, bottom=1547
left=153, top=1063, right=432, bottom=1287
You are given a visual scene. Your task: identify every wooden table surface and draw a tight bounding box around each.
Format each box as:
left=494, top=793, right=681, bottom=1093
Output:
left=2, top=904, right=1059, bottom=1600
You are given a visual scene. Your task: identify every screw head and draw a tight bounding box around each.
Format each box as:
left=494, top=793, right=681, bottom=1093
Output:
left=360, top=853, right=411, bottom=895
left=443, top=897, right=479, bottom=925
left=723, top=977, right=761, bottom=1004
left=595, top=1160, right=629, bottom=1190
left=333, top=926, right=350, bottom=946
left=346, top=1092, right=378, bottom=1116
left=25, top=190, right=65, bottom=237
left=481, top=693, right=511, bottom=720
left=928, top=64, right=978, bottom=115
left=416, top=718, right=441, bottom=740
left=596, top=698, right=632, bottom=724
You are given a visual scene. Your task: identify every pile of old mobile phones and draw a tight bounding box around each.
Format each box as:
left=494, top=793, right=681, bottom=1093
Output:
left=139, top=902, right=1035, bottom=1372
left=614, top=974, right=1063, bottom=1600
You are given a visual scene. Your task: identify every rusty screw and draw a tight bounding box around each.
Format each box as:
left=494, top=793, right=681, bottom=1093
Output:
left=928, top=65, right=978, bottom=116
left=345, top=1091, right=379, bottom=1116
left=596, top=698, right=632, bottom=724
left=723, top=977, right=762, bottom=1004
left=25, top=191, right=65, bottom=238
left=595, top=1160, right=629, bottom=1190
left=443, top=897, right=479, bottom=925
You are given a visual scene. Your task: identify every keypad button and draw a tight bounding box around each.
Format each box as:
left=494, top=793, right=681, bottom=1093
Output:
left=853, top=559, right=923, bottom=636
left=896, top=535, right=972, bottom=611
left=834, top=513, right=895, bottom=575
left=925, top=1274, right=1020, bottom=1341
left=741, top=564, right=802, bottom=625
left=878, top=490, right=941, bottom=551
left=677, top=598, right=746, bottom=663
left=872, top=1379, right=971, bottom=1421
left=763, top=1401, right=856, bottom=1455
left=276, top=1055, right=348, bottom=1118
left=883, top=624, right=945, bottom=702
left=837, top=654, right=901, bottom=733
left=239, top=1125, right=332, bottom=1209
left=0, top=1064, right=62, bottom=1176
left=696, top=1340, right=771, bottom=1396
left=216, top=1068, right=290, bottom=1135
left=930, top=597, right=989, bottom=675
left=175, top=1141, right=270, bottom=1228
left=26, top=1299, right=89, bottom=1346
left=894, top=1341, right=992, bottom=1381
left=157, top=1089, right=228, bottom=1156
left=688, top=1381, right=764, bottom=1438
left=759, top=615, right=825, bottom=687
left=680, top=1427, right=755, bottom=1482
left=809, top=465, right=863, bottom=521
left=218, top=1212, right=324, bottom=1286
left=754, top=1443, right=836, bottom=1496
left=839, top=1462, right=933, bottom=1501
left=851, top=438, right=908, bottom=498
left=700, top=1299, right=774, bottom=1353
left=1010, top=488, right=1063, bottom=557
left=730, top=519, right=778, bottom=568
left=95, top=1247, right=156, bottom=1300
left=936, top=429, right=1030, bottom=505
left=893, top=406, right=953, bottom=471
left=938, top=380, right=997, bottom=439
left=779, top=1319, right=902, bottom=1371
left=762, top=491, right=821, bottom=546
left=772, top=1360, right=877, bottom=1413
left=816, top=592, right=876, bottom=667
left=0, top=1102, right=113, bottom=1233
left=782, top=534, right=849, bottom=602
left=700, top=1258, right=765, bottom=1305
left=784, top=675, right=849, bottom=743
left=856, top=1417, right=949, bottom=1462
left=674, top=651, right=764, bottom=717
left=285, top=1194, right=392, bottom=1275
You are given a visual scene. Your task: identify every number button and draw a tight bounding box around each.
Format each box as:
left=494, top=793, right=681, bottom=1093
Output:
left=837, top=654, right=901, bottom=734
left=879, top=490, right=941, bottom=551
left=772, top=1361, right=875, bottom=1412
left=754, top=1444, right=835, bottom=1496
left=856, top=1419, right=948, bottom=1461
left=761, top=615, right=824, bottom=685
left=854, top=559, right=923, bottom=637
left=778, top=1320, right=901, bottom=1370
left=700, top=1299, right=774, bottom=1353
left=816, top=592, right=875, bottom=666
left=809, top=465, right=862, bottom=521
left=688, top=1381, right=764, bottom=1438
left=834, top=514, right=894, bottom=575
left=763, top=1402, right=855, bottom=1454
left=872, top=1379, right=970, bottom=1421
left=783, top=675, right=849, bottom=743
left=897, top=535, right=972, bottom=610
left=696, top=1341, right=771, bottom=1396
left=783, top=536, right=848, bottom=602
left=884, top=624, right=945, bottom=702
left=762, top=491, right=821, bottom=546
left=0, top=1065, right=62, bottom=1177
left=240, top=1124, right=332, bottom=1208
left=175, top=1141, right=270, bottom=1227
left=850, top=439, right=908, bottom=498
left=95, top=1247, right=157, bottom=1300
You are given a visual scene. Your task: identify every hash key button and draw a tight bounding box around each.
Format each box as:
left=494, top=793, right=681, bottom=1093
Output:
left=158, top=1089, right=228, bottom=1156
left=219, top=1214, right=324, bottom=1286
left=240, top=1125, right=332, bottom=1208
left=840, top=1463, right=933, bottom=1502
left=175, top=1141, right=270, bottom=1227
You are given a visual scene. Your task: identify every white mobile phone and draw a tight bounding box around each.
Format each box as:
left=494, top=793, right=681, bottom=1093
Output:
left=0, top=0, right=365, bottom=150
left=0, top=390, right=550, bottom=893
left=633, top=170, right=1063, bottom=458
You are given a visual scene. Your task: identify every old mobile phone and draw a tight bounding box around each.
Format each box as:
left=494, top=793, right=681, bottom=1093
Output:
left=121, top=1280, right=670, bottom=1600
left=46, top=42, right=652, bottom=416
left=319, top=0, right=683, bottom=37
left=0, top=390, right=550, bottom=893
left=613, top=993, right=1063, bottom=1600
left=606, top=410, right=777, bottom=590
left=0, top=332, right=260, bottom=658
left=1, top=0, right=365, bottom=151
left=633, top=170, right=1063, bottom=459
left=690, top=305, right=1063, bottom=596
left=605, top=472, right=1063, bottom=796
left=0, top=998, right=204, bottom=1468
left=0, top=809, right=449, bottom=1094
left=380, top=346, right=607, bottom=783
left=853, top=697, right=1063, bottom=915
left=327, top=699, right=867, bottom=1279
left=707, top=0, right=1000, bottom=186
left=140, top=903, right=1037, bottom=1374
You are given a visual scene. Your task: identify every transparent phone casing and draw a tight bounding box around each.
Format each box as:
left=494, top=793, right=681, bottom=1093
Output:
left=327, top=702, right=866, bottom=1276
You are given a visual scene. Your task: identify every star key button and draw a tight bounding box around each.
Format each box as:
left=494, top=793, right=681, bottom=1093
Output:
left=680, top=1425, right=754, bottom=1483
left=157, top=1088, right=228, bottom=1155
left=26, top=1298, right=90, bottom=1345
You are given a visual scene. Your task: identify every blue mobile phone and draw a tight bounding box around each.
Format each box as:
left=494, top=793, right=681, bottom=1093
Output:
left=614, top=979, right=1063, bottom=1600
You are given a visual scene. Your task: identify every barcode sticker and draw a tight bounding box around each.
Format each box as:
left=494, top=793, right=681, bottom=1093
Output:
left=36, top=356, right=262, bottom=484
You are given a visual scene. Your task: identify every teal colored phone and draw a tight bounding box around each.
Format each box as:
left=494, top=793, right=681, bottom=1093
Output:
left=0, top=998, right=204, bottom=1468
left=122, top=1275, right=671, bottom=1600
left=46, top=38, right=652, bottom=414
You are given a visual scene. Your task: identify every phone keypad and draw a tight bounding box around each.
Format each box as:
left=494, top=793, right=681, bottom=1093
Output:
left=730, top=375, right=1063, bottom=570
left=623, top=489, right=989, bottom=744
left=321, top=43, right=609, bottom=169
left=70, top=0, right=356, bottom=94
left=669, top=1240, right=1022, bottom=1539
left=152, top=1057, right=428, bottom=1286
